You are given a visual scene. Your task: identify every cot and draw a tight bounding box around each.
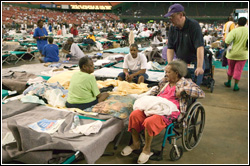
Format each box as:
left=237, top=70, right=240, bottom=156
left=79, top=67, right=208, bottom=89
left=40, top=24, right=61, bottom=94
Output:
left=2, top=89, right=17, bottom=105
left=2, top=100, right=126, bottom=164
left=20, top=43, right=37, bottom=47
left=93, top=67, right=165, bottom=82
left=5, top=50, right=38, bottom=64
left=103, top=47, right=147, bottom=54
left=2, top=53, right=12, bottom=64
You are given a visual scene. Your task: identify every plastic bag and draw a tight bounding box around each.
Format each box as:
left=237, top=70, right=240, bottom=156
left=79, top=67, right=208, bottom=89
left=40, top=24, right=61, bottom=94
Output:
left=44, top=89, right=67, bottom=107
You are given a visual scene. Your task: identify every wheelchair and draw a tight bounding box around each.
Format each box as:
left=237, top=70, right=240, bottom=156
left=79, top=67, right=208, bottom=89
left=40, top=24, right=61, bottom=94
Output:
left=115, top=95, right=205, bottom=162
left=187, top=47, right=215, bottom=93
left=147, top=95, right=206, bottom=161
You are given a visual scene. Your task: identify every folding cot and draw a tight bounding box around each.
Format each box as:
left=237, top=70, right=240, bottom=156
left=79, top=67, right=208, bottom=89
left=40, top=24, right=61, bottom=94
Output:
left=2, top=89, right=17, bottom=99
left=2, top=53, right=12, bottom=64
left=5, top=50, right=38, bottom=64
left=93, top=67, right=165, bottom=82
left=20, top=43, right=37, bottom=47
left=2, top=100, right=126, bottom=164
left=103, top=47, right=147, bottom=54
left=2, top=89, right=17, bottom=104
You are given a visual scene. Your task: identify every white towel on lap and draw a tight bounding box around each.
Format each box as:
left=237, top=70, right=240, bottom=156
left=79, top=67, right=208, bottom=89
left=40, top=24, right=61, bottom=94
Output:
left=133, top=96, right=179, bottom=117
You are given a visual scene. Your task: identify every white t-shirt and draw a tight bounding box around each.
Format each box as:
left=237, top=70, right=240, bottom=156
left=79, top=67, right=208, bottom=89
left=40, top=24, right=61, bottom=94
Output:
left=70, top=43, right=85, bottom=59
left=204, top=35, right=212, bottom=45
left=123, top=52, right=148, bottom=73
left=153, top=36, right=161, bottom=44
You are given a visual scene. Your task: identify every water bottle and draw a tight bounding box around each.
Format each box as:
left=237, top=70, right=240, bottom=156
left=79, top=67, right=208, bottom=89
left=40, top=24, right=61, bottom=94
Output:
left=71, top=115, right=80, bottom=129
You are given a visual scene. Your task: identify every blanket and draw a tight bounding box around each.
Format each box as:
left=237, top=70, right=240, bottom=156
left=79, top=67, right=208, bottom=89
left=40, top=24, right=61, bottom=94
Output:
left=94, top=67, right=165, bottom=82
left=133, top=96, right=179, bottom=117
left=2, top=103, right=124, bottom=164
left=2, top=63, right=67, bottom=76
left=47, top=70, right=80, bottom=89
left=84, top=95, right=136, bottom=119
left=2, top=100, right=39, bottom=119
left=97, top=80, right=149, bottom=96
left=2, top=71, right=37, bottom=94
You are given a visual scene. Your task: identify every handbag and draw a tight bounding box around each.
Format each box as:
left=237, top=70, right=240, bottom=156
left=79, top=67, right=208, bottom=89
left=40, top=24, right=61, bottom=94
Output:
left=221, top=50, right=228, bottom=67
left=222, top=40, right=233, bottom=67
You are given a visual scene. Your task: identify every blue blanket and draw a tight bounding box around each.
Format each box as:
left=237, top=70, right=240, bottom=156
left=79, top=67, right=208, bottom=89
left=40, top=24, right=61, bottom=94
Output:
left=103, top=47, right=147, bottom=54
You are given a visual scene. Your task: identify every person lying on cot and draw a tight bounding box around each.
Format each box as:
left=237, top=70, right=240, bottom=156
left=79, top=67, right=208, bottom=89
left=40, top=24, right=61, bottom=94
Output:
left=117, top=43, right=148, bottom=84
left=66, top=56, right=109, bottom=110
left=121, top=60, right=205, bottom=164
left=39, top=37, right=59, bottom=63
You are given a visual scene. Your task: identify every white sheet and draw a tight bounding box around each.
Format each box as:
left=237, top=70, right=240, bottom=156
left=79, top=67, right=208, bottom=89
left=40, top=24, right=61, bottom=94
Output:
left=93, top=67, right=165, bottom=82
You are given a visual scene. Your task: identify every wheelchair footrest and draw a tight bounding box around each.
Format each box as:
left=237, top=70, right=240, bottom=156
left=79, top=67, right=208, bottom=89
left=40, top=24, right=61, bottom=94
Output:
left=149, top=150, right=163, bottom=161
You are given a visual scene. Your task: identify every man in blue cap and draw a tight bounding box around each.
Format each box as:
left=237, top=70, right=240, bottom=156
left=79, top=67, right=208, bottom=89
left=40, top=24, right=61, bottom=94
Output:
left=164, top=3, right=205, bottom=85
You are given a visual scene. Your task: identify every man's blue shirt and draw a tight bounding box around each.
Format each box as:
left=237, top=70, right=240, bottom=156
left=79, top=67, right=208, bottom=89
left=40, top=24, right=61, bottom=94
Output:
left=33, top=27, right=48, bottom=51
left=42, top=44, right=59, bottom=62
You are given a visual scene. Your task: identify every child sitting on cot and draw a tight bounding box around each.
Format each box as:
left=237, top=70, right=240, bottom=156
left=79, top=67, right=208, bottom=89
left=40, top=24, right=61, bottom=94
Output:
left=66, top=57, right=109, bottom=110
left=117, top=43, right=148, bottom=84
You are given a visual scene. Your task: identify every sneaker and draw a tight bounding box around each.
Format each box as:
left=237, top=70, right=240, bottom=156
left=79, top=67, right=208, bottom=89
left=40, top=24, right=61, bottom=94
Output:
left=233, top=87, right=240, bottom=91
left=224, top=82, right=231, bottom=87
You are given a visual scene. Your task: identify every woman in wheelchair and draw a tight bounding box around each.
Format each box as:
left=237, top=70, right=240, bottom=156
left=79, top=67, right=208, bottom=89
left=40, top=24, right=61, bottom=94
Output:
left=121, top=60, right=205, bottom=164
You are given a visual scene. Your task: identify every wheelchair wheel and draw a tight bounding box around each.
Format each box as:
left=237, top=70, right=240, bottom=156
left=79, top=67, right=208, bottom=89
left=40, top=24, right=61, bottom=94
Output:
left=169, top=146, right=183, bottom=161
left=182, top=102, right=205, bottom=151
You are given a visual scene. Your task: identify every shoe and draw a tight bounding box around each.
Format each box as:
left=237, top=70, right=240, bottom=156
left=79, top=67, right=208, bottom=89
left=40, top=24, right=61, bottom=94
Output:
left=224, top=82, right=231, bottom=87
left=121, top=146, right=133, bottom=156
left=137, top=152, right=154, bottom=164
left=233, top=87, right=240, bottom=91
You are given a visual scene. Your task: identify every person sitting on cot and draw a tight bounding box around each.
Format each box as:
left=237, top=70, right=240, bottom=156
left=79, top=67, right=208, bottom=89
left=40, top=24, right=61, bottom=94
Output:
left=117, top=43, right=148, bottom=84
left=39, top=37, right=59, bottom=63
left=66, top=57, right=109, bottom=110
left=120, top=60, right=205, bottom=164
left=62, top=37, right=85, bottom=60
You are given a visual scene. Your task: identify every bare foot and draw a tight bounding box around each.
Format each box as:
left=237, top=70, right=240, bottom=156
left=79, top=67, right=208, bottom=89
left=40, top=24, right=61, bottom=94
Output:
left=142, top=147, right=151, bottom=155
left=38, top=57, right=43, bottom=63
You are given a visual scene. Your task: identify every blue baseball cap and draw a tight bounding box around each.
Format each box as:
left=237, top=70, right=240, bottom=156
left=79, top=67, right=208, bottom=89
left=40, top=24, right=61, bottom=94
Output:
left=164, top=4, right=184, bottom=18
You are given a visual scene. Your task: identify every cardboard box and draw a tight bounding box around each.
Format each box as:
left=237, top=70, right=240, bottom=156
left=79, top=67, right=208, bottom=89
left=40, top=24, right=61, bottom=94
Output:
left=211, top=42, right=221, bottom=48
left=113, top=42, right=120, bottom=48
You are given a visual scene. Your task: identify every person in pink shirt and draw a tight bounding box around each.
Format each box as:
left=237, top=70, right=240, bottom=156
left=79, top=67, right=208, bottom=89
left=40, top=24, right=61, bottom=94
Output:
left=121, top=60, right=205, bottom=164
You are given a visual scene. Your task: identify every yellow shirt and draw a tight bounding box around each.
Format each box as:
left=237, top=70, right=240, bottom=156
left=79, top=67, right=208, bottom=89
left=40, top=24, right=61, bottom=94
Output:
left=223, top=21, right=235, bottom=40
left=87, top=35, right=96, bottom=42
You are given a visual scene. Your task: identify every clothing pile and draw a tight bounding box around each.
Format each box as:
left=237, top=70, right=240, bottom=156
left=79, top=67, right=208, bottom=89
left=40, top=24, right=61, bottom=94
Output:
left=23, top=82, right=68, bottom=107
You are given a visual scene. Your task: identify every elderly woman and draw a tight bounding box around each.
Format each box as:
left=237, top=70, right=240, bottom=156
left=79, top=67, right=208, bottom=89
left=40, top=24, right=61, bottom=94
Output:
left=121, top=60, right=205, bottom=164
